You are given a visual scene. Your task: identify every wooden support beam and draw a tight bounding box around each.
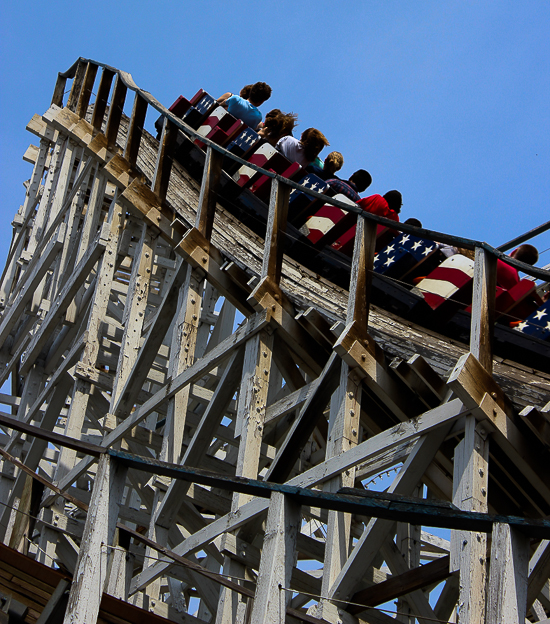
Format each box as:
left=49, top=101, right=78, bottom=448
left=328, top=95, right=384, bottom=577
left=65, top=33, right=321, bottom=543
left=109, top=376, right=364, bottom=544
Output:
left=261, top=177, right=291, bottom=289
left=486, top=522, right=529, bottom=624
left=76, top=62, right=98, bottom=119
left=105, top=75, right=127, bottom=147
left=316, top=362, right=361, bottom=621
left=196, top=146, right=223, bottom=240
left=250, top=492, right=301, bottom=623
left=470, top=246, right=497, bottom=374
left=528, top=540, right=550, bottom=612
left=152, top=118, right=177, bottom=205
left=51, top=74, right=68, bottom=108
left=450, top=415, right=489, bottom=623
left=328, top=427, right=452, bottom=602
left=348, top=214, right=377, bottom=331
left=265, top=352, right=341, bottom=483
left=448, top=352, right=550, bottom=507
left=91, top=68, right=115, bottom=133
left=348, top=555, right=450, bottom=615
left=36, top=578, right=71, bottom=624
left=63, top=454, right=127, bottom=624
left=53, top=310, right=271, bottom=497
left=151, top=348, right=245, bottom=531
left=381, top=538, right=438, bottom=624
left=66, top=61, right=86, bottom=113
left=123, top=93, right=148, bottom=168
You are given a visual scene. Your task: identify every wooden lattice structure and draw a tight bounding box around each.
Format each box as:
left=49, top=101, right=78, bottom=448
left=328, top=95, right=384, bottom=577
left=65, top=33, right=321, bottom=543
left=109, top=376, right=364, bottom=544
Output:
left=0, top=58, right=549, bottom=624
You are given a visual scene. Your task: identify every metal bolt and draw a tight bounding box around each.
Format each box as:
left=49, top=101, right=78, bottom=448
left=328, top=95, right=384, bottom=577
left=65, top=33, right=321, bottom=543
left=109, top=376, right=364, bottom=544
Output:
left=202, top=256, right=207, bottom=263
left=361, top=353, right=366, bottom=361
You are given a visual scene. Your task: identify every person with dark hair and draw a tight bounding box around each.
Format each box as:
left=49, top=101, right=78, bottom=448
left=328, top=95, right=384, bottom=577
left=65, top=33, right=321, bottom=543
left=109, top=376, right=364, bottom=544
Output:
left=326, top=170, right=373, bottom=202
left=217, top=81, right=272, bottom=130
left=404, top=218, right=422, bottom=227
left=239, top=84, right=253, bottom=98
left=276, top=128, right=329, bottom=168
left=497, top=244, right=539, bottom=290
left=357, top=190, right=402, bottom=223
left=258, top=109, right=298, bottom=146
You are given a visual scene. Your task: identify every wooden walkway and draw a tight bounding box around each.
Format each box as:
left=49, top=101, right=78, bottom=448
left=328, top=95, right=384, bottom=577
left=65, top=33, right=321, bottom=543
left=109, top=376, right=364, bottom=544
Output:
left=0, top=58, right=549, bottom=624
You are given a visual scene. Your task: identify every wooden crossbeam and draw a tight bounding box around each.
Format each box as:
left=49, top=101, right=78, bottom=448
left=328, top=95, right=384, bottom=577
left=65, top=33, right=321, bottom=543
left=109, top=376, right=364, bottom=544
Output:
left=348, top=555, right=451, bottom=614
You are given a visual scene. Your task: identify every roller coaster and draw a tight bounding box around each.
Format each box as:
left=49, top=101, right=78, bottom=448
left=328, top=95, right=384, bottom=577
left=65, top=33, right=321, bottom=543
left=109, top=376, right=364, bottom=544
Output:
left=0, top=58, right=549, bottom=624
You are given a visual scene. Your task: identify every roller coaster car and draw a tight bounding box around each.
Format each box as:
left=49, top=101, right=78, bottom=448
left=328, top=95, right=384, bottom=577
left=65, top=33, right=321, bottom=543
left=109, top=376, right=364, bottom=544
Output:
left=155, top=90, right=550, bottom=366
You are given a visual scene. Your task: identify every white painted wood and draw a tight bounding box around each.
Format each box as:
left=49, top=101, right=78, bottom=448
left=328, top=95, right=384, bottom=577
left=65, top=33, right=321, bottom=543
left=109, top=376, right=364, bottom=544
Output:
left=486, top=522, right=529, bottom=624
left=63, top=454, right=127, bottom=624
left=451, top=415, right=489, bottom=624
left=318, top=363, right=361, bottom=618
left=250, top=492, right=300, bottom=624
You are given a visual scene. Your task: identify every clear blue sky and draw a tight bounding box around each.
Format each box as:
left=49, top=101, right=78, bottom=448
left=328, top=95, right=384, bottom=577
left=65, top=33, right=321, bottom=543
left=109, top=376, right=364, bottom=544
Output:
left=1, top=0, right=549, bottom=267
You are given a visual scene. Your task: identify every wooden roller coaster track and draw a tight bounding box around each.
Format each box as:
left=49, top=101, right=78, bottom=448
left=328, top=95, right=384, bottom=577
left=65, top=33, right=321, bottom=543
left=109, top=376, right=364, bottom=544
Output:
left=0, top=58, right=549, bottom=624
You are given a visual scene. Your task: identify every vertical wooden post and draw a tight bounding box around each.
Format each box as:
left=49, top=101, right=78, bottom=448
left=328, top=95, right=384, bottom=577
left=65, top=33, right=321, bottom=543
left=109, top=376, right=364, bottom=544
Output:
left=216, top=328, right=274, bottom=624
left=152, top=119, right=177, bottom=205
left=63, top=454, right=127, bottom=624
left=451, top=420, right=489, bottom=623
left=527, top=540, right=550, bottom=616
left=91, top=68, right=115, bottom=133
left=470, top=246, right=497, bottom=374
left=66, top=60, right=87, bottom=113
left=349, top=214, right=377, bottom=330
left=317, top=363, right=361, bottom=616
left=51, top=73, right=68, bottom=108
left=123, top=94, right=148, bottom=169
left=395, top=490, right=421, bottom=623
left=451, top=246, right=495, bottom=622
left=105, top=75, right=127, bottom=147
left=196, top=146, right=223, bottom=239
left=109, top=221, right=155, bottom=406
left=105, top=529, right=134, bottom=600
left=261, top=177, right=290, bottom=287
left=250, top=492, right=301, bottom=624
left=76, top=62, right=98, bottom=119
left=486, top=522, right=529, bottom=624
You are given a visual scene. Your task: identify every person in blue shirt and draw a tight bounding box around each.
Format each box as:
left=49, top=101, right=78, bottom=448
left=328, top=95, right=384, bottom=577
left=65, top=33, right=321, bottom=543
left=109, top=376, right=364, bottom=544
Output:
left=217, top=82, right=272, bottom=130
